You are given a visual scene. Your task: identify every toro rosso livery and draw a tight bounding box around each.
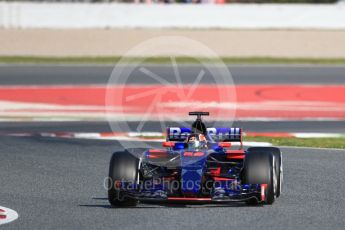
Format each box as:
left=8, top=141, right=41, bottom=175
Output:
left=108, top=112, right=283, bottom=206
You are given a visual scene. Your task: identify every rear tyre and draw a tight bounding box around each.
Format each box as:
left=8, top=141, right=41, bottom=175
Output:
left=247, top=147, right=283, bottom=197
left=242, top=150, right=276, bottom=205
left=108, top=150, right=140, bottom=207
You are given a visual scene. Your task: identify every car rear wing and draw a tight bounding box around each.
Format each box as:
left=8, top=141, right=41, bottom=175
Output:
left=166, top=127, right=242, bottom=143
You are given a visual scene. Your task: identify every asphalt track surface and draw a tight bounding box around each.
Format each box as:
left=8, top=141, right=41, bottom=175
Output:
left=0, top=132, right=345, bottom=230
left=1, top=120, right=345, bottom=134
left=1, top=64, right=345, bottom=85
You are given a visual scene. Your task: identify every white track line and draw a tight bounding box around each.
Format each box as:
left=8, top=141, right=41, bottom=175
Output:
left=0, top=206, right=19, bottom=226
left=292, top=133, right=345, bottom=138
left=278, top=146, right=345, bottom=151
left=3, top=131, right=273, bottom=147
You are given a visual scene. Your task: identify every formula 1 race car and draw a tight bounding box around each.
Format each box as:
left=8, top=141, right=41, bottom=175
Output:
left=108, top=112, right=283, bottom=207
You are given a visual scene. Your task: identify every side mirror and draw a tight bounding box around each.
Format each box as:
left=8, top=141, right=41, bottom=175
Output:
left=219, top=142, right=231, bottom=148
left=163, top=141, right=175, bottom=147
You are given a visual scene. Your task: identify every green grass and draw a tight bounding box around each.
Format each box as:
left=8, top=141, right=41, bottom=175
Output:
left=245, top=136, right=345, bottom=149
left=2, top=56, right=345, bottom=65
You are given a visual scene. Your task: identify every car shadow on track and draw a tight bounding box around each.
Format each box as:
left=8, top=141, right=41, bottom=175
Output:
left=79, top=197, right=260, bottom=209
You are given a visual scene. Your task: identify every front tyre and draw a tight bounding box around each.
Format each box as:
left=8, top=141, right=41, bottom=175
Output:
left=108, top=150, right=140, bottom=207
left=242, top=150, right=276, bottom=205
left=247, top=147, right=283, bottom=197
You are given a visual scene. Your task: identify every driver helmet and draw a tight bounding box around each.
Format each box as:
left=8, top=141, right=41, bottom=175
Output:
left=186, top=133, right=207, bottom=149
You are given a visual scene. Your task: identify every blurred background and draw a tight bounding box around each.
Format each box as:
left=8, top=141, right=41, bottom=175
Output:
left=0, top=0, right=344, bottom=129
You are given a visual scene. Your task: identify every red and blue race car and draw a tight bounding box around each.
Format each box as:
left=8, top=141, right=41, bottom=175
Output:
left=108, top=112, right=283, bottom=206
